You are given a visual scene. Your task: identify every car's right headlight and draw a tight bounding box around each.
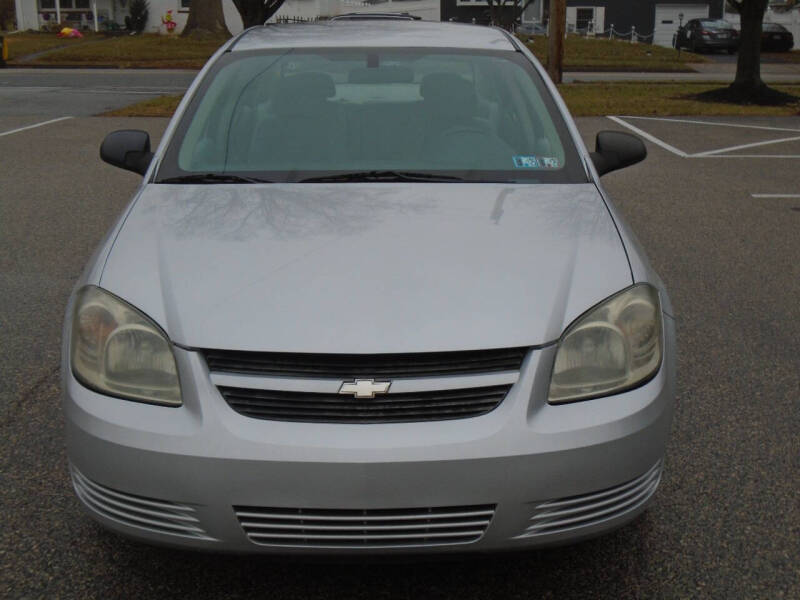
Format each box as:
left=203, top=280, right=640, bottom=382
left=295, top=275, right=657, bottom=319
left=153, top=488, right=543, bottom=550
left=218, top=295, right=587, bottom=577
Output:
left=548, top=284, right=662, bottom=404
left=70, top=286, right=182, bottom=406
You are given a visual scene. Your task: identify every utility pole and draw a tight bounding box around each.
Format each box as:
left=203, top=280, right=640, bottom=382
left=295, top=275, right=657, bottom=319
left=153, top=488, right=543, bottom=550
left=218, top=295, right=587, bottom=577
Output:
left=547, top=0, right=566, bottom=84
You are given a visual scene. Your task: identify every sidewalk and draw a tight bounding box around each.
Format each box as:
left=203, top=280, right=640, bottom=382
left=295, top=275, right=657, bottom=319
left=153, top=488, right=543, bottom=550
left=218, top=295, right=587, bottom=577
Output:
left=566, top=61, right=800, bottom=83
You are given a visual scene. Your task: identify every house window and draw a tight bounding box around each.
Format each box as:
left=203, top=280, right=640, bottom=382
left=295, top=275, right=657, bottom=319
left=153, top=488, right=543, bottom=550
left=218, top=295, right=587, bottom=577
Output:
left=181, top=0, right=191, bottom=8
left=59, top=0, right=72, bottom=8
left=576, top=8, right=594, bottom=31
left=75, top=0, right=90, bottom=8
left=39, top=0, right=56, bottom=9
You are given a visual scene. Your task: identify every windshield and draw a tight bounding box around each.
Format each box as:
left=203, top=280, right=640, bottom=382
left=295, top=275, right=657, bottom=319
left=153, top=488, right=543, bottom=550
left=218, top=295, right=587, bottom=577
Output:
left=700, top=20, right=734, bottom=29
left=157, top=48, right=586, bottom=183
left=762, top=23, right=784, bottom=32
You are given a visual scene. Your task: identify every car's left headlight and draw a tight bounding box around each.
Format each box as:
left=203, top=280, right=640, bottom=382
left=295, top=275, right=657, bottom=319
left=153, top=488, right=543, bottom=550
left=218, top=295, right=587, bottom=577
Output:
left=548, top=284, right=662, bottom=404
left=70, top=286, right=182, bottom=406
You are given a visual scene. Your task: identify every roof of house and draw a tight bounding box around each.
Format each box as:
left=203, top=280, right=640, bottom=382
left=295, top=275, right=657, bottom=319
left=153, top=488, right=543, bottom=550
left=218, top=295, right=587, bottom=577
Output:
left=233, top=21, right=517, bottom=52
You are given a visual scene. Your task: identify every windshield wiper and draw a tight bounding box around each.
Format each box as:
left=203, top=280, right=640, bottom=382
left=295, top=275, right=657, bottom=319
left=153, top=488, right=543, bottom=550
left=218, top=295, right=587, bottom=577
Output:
left=298, top=170, right=465, bottom=183
left=158, top=173, right=273, bottom=184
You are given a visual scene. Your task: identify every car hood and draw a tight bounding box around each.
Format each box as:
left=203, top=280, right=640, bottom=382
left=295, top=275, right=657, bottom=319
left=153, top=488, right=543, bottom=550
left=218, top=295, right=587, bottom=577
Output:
left=100, top=183, right=632, bottom=353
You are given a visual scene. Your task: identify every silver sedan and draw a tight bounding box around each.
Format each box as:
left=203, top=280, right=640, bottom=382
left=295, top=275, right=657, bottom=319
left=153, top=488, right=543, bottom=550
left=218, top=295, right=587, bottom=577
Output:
left=62, top=20, right=675, bottom=554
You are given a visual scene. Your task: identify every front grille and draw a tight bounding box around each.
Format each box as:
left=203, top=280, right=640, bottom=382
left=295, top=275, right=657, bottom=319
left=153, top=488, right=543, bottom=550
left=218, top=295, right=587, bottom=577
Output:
left=70, top=466, right=213, bottom=540
left=203, top=347, right=528, bottom=379
left=519, top=460, right=662, bottom=537
left=220, top=384, right=511, bottom=423
left=234, top=504, right=496, bottom=548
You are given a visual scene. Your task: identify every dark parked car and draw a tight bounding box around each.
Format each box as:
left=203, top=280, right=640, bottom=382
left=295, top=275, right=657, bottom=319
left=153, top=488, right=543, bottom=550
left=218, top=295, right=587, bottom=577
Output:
left=675, top=19, right=740, bottom=53
left=762, top=23, right=794, bottom=52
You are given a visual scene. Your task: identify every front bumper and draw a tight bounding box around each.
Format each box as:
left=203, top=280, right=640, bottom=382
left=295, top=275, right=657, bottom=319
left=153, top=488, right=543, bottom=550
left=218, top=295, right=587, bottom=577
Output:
left=62, top=316, right=676, bottom=554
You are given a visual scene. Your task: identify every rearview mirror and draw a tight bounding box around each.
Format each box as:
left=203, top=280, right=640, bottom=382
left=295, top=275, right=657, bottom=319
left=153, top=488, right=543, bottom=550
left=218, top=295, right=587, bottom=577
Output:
left=100, top=130, right=153, bottom=175
left=590, top=131, right=647, bottom=176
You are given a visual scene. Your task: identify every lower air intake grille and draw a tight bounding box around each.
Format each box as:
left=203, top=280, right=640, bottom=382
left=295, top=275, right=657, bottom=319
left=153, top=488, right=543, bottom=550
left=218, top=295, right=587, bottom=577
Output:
left=220, top=384, right=510, bottom=423
left=234, top=504, right=496, bottom=548
left=70, top=466, right=213, bottom=540
left=519, top=460, right=663, bottom=537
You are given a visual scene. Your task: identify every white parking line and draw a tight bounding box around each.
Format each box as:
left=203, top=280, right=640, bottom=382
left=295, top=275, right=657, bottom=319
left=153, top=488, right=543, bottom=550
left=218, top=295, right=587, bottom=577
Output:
left=751, top=194, right=800, bottom=198
left=0, top=116, right=73, bottom=138
left=693, top=135, right=800, bottom=157
left=608, top=116, right=800, bottom=159
left=618, top=115, right=800, bottom=134
left=699, top=154, right=800, bottom=159
left=606, top=116, right=688, bottom=157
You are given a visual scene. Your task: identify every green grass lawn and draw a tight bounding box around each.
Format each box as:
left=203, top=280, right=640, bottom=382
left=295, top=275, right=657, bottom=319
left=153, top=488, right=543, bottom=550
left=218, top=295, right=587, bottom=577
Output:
left=19, top=33, right=229, bottom=68
left=521, top=34, right=708, bottom=72
left=104, top=82, right=800, bottom=119
left=104, top=94, right=185, bottom=117
left=561, top=82, right=800, bottom=116
left=761, top=50, right=800, bottom=63
left=4, top=31, right=94, bottom=61
left=12, top=30, right=785, bottom=72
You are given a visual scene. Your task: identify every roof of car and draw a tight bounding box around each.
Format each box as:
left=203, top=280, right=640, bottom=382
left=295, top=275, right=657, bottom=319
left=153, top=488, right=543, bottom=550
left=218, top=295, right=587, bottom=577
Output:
left=233, top=21, right=517, bottom=52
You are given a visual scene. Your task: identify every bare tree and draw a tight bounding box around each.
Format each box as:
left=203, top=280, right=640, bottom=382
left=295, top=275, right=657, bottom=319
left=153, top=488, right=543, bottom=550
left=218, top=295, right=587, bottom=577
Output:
left=726, top=0, right=770, bottom=97
left=485, top=0, right=537, bottom=30
left=693, top=0, right=799, bottom=104
left=232, top=0, right=287, bottom=29
left=183, top=0, right=231, bottom=37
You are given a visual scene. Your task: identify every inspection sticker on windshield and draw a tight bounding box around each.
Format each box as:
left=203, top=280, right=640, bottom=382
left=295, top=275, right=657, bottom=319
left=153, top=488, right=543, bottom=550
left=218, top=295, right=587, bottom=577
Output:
left=513, top=156, right=560, bottom=169
left=513, top=155, right=540, bottom=168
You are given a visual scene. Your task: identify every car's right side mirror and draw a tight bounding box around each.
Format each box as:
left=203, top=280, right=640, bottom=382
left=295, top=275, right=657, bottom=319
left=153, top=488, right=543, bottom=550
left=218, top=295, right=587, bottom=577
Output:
left=100, top=129, right=153, bottom=175
left=590, top=131, right=647, bottom=177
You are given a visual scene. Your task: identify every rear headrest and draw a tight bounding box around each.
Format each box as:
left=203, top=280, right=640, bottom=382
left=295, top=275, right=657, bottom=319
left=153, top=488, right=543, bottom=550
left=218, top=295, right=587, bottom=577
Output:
left=420, top=73, right=474, bottom=100
left=420, top=73, right=477, bottom=115
left=348, top=66, right=414, bottom=84
left=273, top=72, right=336, bottom=114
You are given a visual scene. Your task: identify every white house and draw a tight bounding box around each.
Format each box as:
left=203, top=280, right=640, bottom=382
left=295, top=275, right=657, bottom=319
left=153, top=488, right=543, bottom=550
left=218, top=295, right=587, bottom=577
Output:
left=12, top=0, right=241, bottom=32
left=12, top=0, right=439, bottom=34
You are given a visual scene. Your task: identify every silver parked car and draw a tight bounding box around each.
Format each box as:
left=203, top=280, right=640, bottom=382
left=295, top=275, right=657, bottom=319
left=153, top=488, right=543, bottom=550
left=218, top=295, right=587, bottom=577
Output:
left=62, top=21, right=675, bottom=553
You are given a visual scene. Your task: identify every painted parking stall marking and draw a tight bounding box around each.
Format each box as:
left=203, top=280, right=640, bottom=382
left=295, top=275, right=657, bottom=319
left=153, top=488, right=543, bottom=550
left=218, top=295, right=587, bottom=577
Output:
left=692, top=135, right=800, bottom=157
left=607, top=115, right=800, bottom=159
left=618, top=115, right=800, bottom=134
left=606, top=116, right=688, bottom=157
left=0, top=116, right=73, bottom=138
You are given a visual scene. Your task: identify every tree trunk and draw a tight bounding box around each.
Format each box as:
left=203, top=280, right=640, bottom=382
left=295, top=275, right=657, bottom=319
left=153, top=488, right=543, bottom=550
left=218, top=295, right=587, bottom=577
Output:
left=182, top=0, right=231, bottom=37
left=507, top=0, right=536, bottom=31
left=498, top=0, right=513, bottom=30
left=232, top=0, right=286, bottom=29
left=731, top=0, right=768, bottom=95
left=547, top=0, right=566, bottom=84
left=487, top=0, right=499, bottom=27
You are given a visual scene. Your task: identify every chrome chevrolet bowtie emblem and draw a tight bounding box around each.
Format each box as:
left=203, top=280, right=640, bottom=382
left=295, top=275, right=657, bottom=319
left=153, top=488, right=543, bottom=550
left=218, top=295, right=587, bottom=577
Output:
left=338, top=379, right=391, bottom=398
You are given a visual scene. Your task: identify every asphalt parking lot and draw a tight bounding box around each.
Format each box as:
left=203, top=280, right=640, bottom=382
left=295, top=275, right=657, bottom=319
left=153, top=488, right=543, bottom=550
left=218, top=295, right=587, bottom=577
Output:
left=1, top=113, right=798, bottom=599
left=0, top=69, right=194, bottom=116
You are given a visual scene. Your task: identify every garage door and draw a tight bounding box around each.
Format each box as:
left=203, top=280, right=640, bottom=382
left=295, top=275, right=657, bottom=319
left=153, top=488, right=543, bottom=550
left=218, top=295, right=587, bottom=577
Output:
left=654, top=4, right=709, bottom=47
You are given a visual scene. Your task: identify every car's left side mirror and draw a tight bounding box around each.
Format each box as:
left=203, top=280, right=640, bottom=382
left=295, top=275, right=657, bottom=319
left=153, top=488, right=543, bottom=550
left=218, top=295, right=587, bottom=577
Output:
left=590, top=131, right=647, bottom=177
left=100, top=130, right=153, bottom=175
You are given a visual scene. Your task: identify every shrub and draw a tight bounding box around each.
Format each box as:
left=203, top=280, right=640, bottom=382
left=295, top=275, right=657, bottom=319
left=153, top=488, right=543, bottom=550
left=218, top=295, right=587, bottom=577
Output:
left=125, top=0, right=149, bottom=34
